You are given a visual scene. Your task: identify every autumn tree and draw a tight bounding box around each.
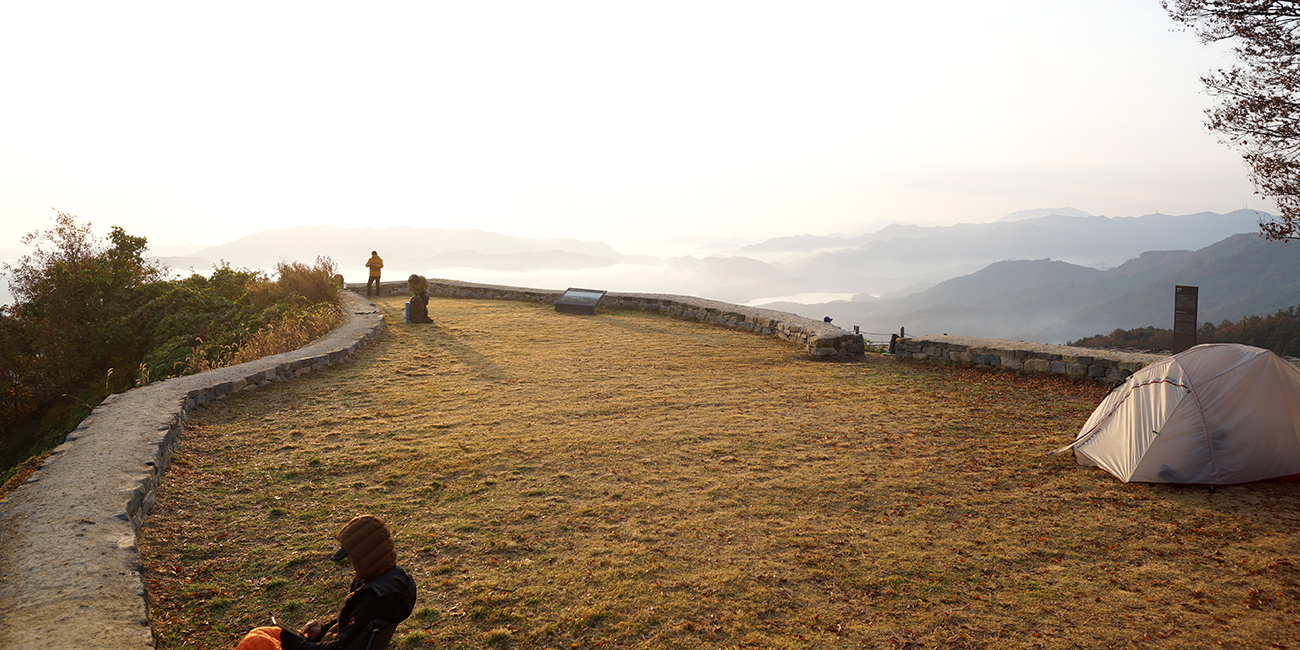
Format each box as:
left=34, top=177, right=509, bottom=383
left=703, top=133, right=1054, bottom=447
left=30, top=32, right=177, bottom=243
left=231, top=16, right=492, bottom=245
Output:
left=1164, top=0, right=1300, bottom=240
left=0, top=212, right=170, bottom=477
left=0, top=212, right=168, bottom=422
left=0, top=212, right=344, bottom=484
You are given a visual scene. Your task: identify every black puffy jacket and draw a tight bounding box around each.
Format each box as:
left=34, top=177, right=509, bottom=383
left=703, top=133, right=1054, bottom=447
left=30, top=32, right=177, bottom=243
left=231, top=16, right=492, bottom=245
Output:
left=281, top=567, right=417, bottom=650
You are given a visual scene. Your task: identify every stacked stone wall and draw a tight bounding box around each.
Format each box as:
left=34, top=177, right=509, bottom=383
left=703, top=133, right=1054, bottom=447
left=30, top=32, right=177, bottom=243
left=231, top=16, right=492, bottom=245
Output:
left=894, top=335, right=1165, bottom=383
left=352, top=278, right=866, bottom=358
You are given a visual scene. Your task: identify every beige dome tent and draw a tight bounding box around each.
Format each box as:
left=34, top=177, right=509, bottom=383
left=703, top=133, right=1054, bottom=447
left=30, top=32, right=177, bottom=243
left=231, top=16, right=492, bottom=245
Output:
left=1052, top=343, right=1300, bottom=484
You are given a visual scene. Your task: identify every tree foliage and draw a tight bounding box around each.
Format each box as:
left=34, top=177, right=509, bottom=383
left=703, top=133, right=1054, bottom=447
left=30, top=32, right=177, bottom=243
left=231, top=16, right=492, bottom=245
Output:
left=1, top=212, right=167, bottom=425
left=1164, top=0, right=1300, bottom=240
left=1196, top=304, right=1300, bottom=354
left=1070, top=304, right=1300, bottom=357
left=0, top=212, right=340, bottom=483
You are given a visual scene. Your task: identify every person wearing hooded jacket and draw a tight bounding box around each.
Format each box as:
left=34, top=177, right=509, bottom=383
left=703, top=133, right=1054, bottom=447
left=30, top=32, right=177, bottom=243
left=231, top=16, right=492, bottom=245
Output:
left=365, top=252, right=384, bottom=297
left=406, top=274, right=433, bottom=324
left=235, top=514, right=417, bottom=650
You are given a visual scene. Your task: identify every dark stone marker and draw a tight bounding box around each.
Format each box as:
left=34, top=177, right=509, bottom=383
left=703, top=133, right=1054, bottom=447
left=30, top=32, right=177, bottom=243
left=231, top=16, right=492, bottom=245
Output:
left=1173, top=285, right=1198, bottom=354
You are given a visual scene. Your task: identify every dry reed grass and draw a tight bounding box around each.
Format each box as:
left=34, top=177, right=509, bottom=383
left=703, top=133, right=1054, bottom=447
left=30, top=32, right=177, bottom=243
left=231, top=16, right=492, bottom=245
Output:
left=138, top=296, right=1300, bottom=649
left=187, top=303, right=343, bottom=373
left=249, top=257, right=342, bottom=309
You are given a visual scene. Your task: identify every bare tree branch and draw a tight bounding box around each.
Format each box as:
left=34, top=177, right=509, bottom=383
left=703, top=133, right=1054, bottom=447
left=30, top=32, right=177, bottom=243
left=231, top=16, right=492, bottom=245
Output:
left=1165, top=0, right=1300, bottom=240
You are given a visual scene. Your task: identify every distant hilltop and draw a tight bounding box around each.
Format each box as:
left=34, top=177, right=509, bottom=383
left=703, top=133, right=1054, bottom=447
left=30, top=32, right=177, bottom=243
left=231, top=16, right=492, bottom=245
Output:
left=996, top=206, right=1092, bottom=222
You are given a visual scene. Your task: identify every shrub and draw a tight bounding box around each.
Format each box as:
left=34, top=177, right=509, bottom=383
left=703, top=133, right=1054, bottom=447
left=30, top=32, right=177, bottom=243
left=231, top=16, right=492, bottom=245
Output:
left=1070, top=305, right=1300, bottom=356
left=0, top=214, right=345, bottom=490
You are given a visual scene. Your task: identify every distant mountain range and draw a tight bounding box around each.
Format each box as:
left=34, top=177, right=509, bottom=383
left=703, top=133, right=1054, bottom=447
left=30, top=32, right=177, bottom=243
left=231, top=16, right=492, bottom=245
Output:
left=765, top=232, right=1300, bottom=343
left=745, top=209, right=1270, bottom=298
left=139, top=209, right=1292, bottom=343
left=157, top=225, right=633, bottom=275
left=152, top=225, right=798, bottom=299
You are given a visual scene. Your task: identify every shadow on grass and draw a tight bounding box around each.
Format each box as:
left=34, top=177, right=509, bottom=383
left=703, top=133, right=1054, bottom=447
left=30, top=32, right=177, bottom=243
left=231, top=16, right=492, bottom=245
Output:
left=375, top=297, right=508, bottom=382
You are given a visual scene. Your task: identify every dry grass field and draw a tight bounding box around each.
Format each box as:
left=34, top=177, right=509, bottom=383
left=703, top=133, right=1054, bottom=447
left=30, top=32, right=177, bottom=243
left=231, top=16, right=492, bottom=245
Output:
left=139, top=296, right=1300, bottom=649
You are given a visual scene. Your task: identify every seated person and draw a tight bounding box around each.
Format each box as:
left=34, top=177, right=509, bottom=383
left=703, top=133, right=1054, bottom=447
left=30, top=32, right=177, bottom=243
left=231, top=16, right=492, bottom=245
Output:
left=236, top=514, right=417, bottom=650
left=407, top=274, right=433, bottom=324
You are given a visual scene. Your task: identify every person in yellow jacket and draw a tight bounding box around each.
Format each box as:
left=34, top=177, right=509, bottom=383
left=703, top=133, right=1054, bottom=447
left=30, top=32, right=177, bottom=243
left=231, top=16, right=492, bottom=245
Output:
left=365, top=251, right=383, bottom=297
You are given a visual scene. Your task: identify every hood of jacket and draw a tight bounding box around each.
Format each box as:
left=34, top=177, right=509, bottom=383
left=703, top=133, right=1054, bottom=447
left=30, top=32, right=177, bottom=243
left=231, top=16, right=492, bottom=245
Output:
left=338, top=514, right=397, bottom=581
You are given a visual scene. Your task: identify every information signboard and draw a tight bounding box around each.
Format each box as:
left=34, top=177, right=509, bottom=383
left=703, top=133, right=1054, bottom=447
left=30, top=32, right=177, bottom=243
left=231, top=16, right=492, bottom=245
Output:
left=555, top=287, right=607, bottom=315
left=1173, top=285, right=1198, bottom=354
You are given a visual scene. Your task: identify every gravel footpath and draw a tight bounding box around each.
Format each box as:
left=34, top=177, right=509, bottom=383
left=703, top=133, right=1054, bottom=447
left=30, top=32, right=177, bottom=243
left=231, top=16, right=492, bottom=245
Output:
left=0, top=291, right=384, bottom=650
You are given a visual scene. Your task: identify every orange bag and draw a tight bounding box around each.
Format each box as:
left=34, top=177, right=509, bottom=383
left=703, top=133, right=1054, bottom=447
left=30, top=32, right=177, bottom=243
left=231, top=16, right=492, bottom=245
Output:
left=235, top=626, right=282, bottom=650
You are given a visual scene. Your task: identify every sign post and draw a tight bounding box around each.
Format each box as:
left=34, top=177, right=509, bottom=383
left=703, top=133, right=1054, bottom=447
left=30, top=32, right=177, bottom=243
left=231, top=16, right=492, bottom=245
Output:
left=1173, top=285, right=1198, bottom=354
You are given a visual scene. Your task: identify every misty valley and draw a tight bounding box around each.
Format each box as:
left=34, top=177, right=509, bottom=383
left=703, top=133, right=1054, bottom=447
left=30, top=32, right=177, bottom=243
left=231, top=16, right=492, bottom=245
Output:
left=143, top=208, right=1297, bottom=345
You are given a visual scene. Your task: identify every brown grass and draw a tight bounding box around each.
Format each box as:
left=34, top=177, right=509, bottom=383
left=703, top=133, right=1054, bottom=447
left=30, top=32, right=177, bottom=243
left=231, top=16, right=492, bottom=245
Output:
left=138, top=296, right=1300, bottom=649
left=187, top=302, right=343, bottom=373
left=0, top=451, right=49, bottom=499
left=249, top=257, right=342, bottom=308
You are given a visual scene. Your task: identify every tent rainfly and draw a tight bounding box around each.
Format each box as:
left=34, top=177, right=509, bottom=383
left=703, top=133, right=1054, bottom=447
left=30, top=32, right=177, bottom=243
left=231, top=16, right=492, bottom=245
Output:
left=1052, top=343, right=1300, bottom=485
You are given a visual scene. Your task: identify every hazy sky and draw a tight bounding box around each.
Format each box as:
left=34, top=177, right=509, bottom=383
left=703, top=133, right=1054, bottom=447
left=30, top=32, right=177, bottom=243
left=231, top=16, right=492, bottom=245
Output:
left=0, top=1, right=1268, bottom=256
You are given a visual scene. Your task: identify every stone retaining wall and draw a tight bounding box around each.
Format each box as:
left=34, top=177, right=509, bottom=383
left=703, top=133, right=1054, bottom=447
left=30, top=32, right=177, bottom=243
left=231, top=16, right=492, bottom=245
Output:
left=894, top=335, right=1166, bottom=382
left=352, top=278, right=866, bottom=358
left=0, top=291, right=386, bottom=650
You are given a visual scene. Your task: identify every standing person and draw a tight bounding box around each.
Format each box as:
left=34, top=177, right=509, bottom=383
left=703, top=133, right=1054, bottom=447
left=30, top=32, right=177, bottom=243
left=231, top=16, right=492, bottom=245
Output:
left=235, top=514, right=418, bottom=650
left=365, top=251, right=383, bottom=297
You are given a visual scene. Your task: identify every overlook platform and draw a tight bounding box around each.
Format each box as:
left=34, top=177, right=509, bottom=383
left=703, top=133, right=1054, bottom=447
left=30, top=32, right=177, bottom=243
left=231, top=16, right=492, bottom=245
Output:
left=4, top=283, right=1293, bottom=648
